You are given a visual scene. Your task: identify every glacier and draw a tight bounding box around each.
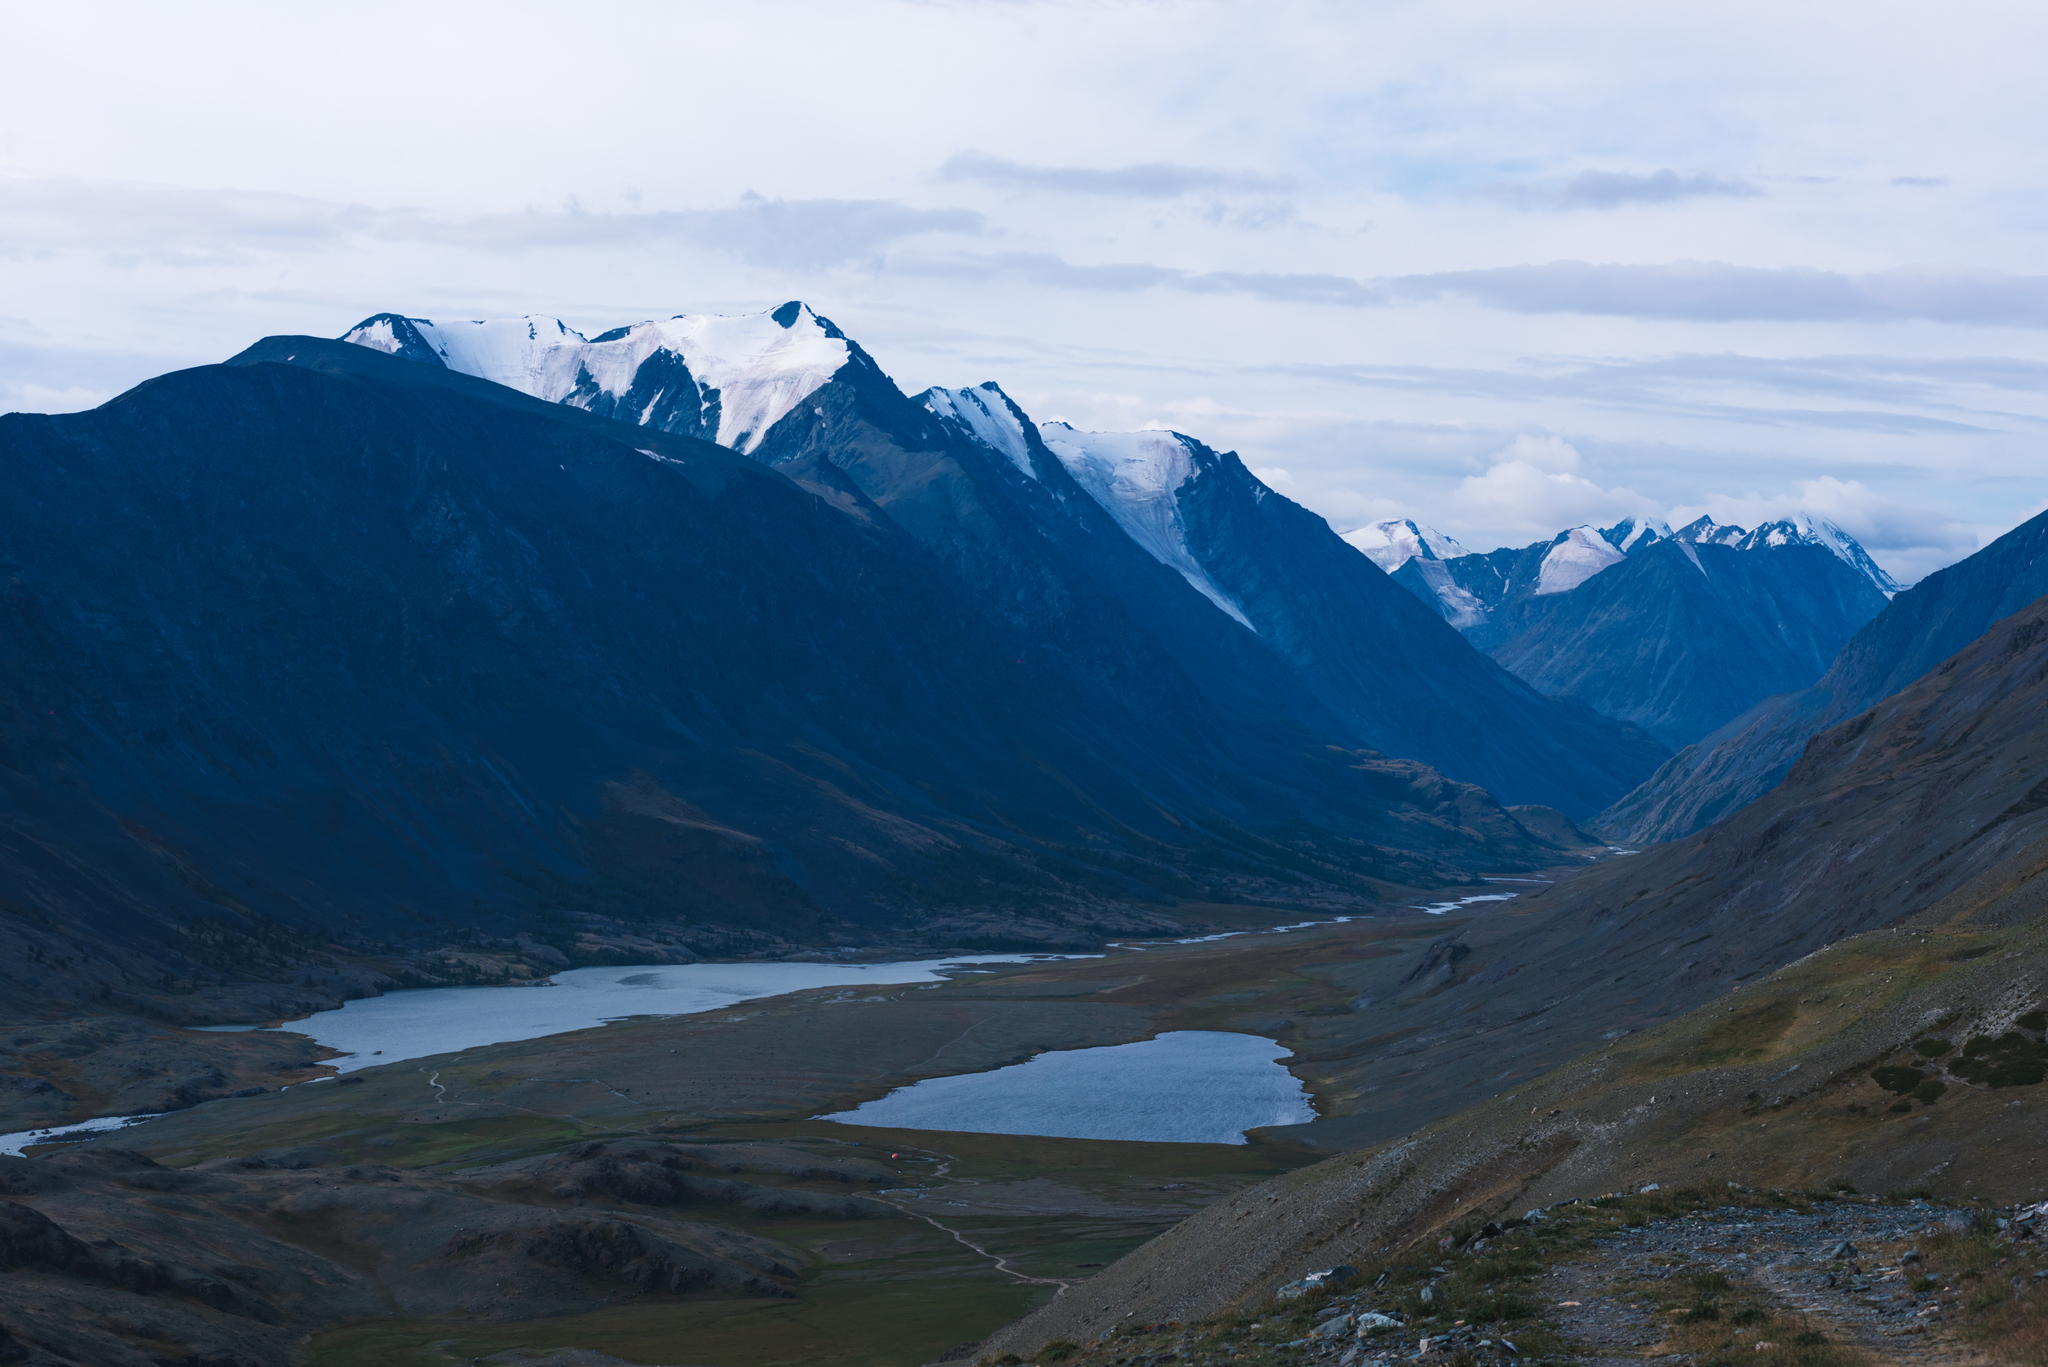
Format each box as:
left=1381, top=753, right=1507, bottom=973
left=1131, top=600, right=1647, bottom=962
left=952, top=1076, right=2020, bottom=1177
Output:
left=1035, top=423, right=1256, bottom=632
left=343, top=302, right=850, bottom=455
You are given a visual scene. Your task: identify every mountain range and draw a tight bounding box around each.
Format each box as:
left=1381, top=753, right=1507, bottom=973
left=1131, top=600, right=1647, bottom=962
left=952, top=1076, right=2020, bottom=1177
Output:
left=1599, top=504, right=2048, bottom=841
left=340, top=305, right=1669, bottom=813
left=1350, top=513, right=1895, bottom=746
left=0, top=305, right=1680, bottom=1022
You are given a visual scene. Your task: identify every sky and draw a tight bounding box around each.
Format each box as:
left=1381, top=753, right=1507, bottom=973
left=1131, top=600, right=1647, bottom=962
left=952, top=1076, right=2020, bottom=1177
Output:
left=3, top=0, right=2045, bottom=582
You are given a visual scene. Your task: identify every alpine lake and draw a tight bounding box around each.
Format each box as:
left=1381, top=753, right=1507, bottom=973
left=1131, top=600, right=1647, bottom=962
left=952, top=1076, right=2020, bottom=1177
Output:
left=59, top=909, right=1483, bottom=1367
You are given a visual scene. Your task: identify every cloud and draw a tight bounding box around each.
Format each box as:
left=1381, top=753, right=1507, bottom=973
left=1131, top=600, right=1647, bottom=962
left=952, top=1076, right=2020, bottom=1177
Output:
left=0, top=178, right=985, bottom=271
left=1892, top=176, right=1950, bottom=188
left=1445, top=436, right=1664, bottom=538
left=1673, top=476, right=1980, bottom=555
left=1261, top=350, right=2015, bottom=436
left=935, top=151, right=1294, bottom=198
left=1376, top=261, right=2048, bottom=326
left=901, top=250, right=1379, bottom=304
left=3, top=383, right=111, bottom=414
left=418, top=193, right=987, bottom=269
left=1491, top=169, right=1763, bottom=210
left=902, top=250, right=2048, bottom=328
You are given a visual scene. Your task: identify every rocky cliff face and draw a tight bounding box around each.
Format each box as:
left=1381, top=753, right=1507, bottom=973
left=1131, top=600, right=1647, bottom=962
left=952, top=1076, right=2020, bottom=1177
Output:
left=1599, top=507, right=2048, bottom=842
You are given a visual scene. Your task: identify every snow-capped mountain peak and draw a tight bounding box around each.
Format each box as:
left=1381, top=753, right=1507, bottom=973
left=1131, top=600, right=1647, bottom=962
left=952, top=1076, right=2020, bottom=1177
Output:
left=1341, top=519, right=1474, bottom=572
left=1736, top=514, right=1902, bottom=595
left=1534, top=526, right=1627, bottom=595
left=1600, top=515, right=1674, bottom=554
left=1034, top=423, right=1254, bottom=631
left=921, top=383, right=1039, bottom=480
left=1674, top=516, right=1746, bottom=547
left=342, top=302, right=852, bottom=455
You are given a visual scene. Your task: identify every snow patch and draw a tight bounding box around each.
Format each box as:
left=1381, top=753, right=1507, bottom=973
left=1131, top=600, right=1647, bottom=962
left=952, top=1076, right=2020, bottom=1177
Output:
left=1675, top=516, right=1746, bottom=547
left=341, top=304, right=851, bottom=456
left=923, top=383, right=1038, bottom=479
left=1534, top=526, right=1626, bottom=595
left=346, top=318, right=403, bottom=353
left=1037, top=423, right=1255, bottom=631
left=1602, top=515, right=1673, bottom=554
left=1342, top=519, right=1473, bottom=572
left=1408, top=559, right=1490, bottom=629
left=1737, top=515, right=1902, bottom=595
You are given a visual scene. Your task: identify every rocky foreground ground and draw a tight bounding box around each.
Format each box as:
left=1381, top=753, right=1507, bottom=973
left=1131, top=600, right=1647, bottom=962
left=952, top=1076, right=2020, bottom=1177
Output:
left=970, top=1187, right=2048, bottom=1367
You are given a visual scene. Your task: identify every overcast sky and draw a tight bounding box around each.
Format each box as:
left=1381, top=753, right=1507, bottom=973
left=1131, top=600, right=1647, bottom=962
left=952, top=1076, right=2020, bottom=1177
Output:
left=5, top=0, right=2045, bottom=581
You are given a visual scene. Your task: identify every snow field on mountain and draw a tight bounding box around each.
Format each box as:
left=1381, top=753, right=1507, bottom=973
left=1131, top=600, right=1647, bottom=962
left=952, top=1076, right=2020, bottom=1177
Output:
left=1036, top=422, right=1256, bottom=631
left=344, top=305, right=851, bottom=455
left=1342, top=517, right=1474, bottom=571
left=1535, top=526, right=1629, bottom=595
left=922, top=383, right=1039, bottom=479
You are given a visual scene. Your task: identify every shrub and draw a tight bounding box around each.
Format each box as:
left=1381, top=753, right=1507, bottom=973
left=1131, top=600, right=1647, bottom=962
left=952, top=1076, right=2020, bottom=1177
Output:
left=1871, top=1065, right=1925, bottom=1094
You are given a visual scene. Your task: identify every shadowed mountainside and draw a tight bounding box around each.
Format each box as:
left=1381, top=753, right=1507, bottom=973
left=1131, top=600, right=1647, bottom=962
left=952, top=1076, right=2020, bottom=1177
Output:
left=343, top=310, right=1672, bottom=817
left=986, top=593, right=2048, bottom=1353
left=1600, top=508, right=2048, bottom=842
left=1491, top=539, right=1888, bottom=747
left=0, top=338, right=1595, bottom=1023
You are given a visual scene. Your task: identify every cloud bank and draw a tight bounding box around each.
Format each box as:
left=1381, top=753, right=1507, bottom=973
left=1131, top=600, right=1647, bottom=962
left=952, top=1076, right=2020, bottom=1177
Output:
left=908, top=250, right=2048, bottom=328
left=936, top=152, right=1293, bottom=198
left=0, top=178, right=987, bottom=272
left=1490, top=169, right=1764, bottom=210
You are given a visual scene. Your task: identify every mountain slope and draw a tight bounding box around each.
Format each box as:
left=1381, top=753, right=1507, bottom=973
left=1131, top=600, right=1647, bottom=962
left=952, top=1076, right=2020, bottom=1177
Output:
left=1600, top=507, right=2048, bottom=842
left=1491, top=538, right=1890, bottom=746
left=986, top=588, right=2048, bottom=1351
left=1353, top=514, right=1891, bottom=748
left=344, top=307, right=1669, bottom=816
left=1358, top=513, right=1893, bottom=647
left=0, top=337, right=1602, bottom=1022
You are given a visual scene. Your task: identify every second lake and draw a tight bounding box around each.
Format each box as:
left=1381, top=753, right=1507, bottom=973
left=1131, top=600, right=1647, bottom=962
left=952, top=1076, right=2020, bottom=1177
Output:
left=818, top=1030, right=1315, bottom=1144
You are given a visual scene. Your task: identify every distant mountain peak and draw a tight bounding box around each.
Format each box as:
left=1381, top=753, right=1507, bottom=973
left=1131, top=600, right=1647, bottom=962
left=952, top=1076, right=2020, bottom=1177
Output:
left=341, top=303, right=851, bottom=455
left=1600, top=515, right=1674, bottom=553
left=1342, top=519, right=1474, bottom=572
left=1674, top=515, right=1746, bottom=547
left=920, top=382, right=1039, bottom=480
left=1737, top=514, right=1902, bottom=596
left=1534, top=526, right=1626, bottom=596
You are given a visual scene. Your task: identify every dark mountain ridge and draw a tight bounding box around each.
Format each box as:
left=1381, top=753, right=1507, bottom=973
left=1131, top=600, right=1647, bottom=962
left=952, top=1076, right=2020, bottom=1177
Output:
left=1490, top=537, right=1890, bottom=746
left=986, top=586, right=2048, bottom=1353
left=0, top=338, right=1595, bottom=1023
left=1360, top=513, right=1890, bottom=748
left=346, top=308, right=1669, bottom=817
left=1600, top=506, right=2048, bottom=842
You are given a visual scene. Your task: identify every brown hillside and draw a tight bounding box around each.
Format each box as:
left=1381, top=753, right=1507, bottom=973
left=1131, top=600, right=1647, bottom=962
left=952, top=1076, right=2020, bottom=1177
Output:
left=986, top=594, right=2048, bottom=1354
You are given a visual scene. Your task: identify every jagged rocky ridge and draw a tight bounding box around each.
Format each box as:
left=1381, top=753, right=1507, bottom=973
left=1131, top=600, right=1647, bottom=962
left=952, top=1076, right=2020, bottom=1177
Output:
left=1352, top=514, right=1893, bottom=746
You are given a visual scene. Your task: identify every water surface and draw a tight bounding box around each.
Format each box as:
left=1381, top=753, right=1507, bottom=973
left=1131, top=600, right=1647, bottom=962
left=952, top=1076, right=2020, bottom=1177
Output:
left=207, top=956, right=1056, bottom=1071
left=819, top=1030, right=1314, bottom=1143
